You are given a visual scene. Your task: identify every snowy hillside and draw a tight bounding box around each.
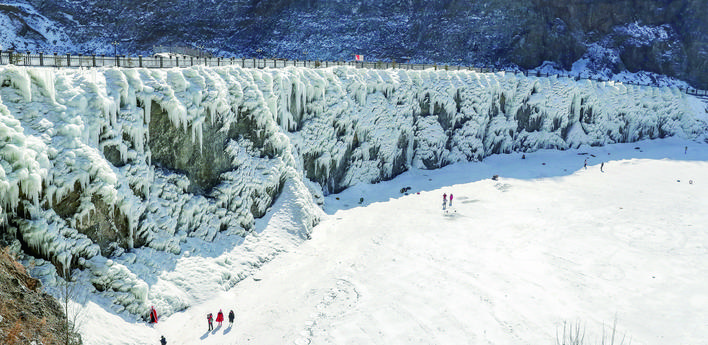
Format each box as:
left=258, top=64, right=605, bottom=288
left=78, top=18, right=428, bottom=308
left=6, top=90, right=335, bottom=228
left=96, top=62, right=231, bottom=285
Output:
left=4, top=0, right=708, bottom=89
left=0, top=64, right=707, bottom=325
left=0, top=2, right=74, bottom=52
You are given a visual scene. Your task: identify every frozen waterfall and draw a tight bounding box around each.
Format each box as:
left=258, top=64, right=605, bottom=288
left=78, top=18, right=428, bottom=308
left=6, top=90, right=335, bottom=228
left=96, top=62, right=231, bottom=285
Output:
left=0, top=64, right=706, bottom=316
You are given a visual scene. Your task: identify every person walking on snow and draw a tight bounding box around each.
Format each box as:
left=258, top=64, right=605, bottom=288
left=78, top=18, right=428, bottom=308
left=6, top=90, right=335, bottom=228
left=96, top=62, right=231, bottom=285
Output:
left=449, top=193, right=453, bottom=207
left=216, top=309, right=224, bottom=326
left=228, top=310, right=235, bottom=326
left=207, top=313, right=214, bottom=331
left=442, top=193, right=447, bottom=210
left=160, top=335, right=167, bottom=345
left=584, top=158, right=587, bottom=169
left=600, top=162, right=604, bottom=172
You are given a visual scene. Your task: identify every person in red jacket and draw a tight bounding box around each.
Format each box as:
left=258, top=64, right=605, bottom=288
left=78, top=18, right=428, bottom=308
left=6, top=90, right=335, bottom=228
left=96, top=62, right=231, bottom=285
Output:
left=207, top=313, right=214, bottom=331
left=216, top=309, right=224, bottom=326
left=149, top=306, right=158, bottom=324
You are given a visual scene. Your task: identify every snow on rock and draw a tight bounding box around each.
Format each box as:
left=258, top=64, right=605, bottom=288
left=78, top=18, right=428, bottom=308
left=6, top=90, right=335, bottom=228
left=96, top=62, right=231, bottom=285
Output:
left=1, top=64, right=706, bottom=318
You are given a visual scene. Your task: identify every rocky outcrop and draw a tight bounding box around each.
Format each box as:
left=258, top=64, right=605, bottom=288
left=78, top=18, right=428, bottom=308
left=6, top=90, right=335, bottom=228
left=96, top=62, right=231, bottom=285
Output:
left=148, top=101, right=233, bottom=194
left=517, top=0, right=708, bottom=88
left=0, top=246, right=79, bottom=345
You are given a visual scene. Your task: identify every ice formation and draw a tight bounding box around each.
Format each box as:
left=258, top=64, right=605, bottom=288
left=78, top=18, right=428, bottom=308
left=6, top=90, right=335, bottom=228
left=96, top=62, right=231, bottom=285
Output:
left=0, top=64, right=706, bottom=317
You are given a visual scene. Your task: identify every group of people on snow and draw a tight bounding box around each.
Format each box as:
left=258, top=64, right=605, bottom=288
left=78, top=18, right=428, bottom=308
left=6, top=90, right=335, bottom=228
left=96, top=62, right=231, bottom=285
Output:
left=584, top=157, right=605, bottom=172
left=207, top=309, right=236, bottom=331
left=442, top=193, right=453, bottom=210
left=148, top=306, right=236, bottom=343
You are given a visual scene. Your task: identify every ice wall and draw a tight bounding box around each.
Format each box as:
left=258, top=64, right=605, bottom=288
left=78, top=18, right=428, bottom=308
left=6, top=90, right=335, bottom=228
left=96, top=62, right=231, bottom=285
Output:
left=0, top=65, right=706, bottom=316
left=288, top=67, right=707, bottom=193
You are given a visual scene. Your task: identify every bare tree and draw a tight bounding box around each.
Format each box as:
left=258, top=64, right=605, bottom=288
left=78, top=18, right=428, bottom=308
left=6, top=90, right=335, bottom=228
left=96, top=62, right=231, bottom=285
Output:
left=58, top=265, right=84, bottom=345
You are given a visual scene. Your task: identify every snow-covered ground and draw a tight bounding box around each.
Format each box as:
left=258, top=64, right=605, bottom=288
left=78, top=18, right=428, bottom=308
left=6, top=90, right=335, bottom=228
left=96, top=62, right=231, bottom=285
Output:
left=77, top=137, right=708, bottom=345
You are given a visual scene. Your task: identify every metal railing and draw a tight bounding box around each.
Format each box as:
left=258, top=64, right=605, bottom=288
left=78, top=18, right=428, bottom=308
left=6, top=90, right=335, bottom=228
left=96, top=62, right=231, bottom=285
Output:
left=0, top=50, right=706, bottom=97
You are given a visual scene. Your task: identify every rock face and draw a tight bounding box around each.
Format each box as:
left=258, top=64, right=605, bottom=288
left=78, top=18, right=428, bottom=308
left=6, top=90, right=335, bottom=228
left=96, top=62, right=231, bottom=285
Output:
left=2, top=0, right=706, bottom=88
left=517, top=0, right=708, bottom=88
left=0, top=246, right=79, bottom=345
left=148, top=101, right=233, bottom=195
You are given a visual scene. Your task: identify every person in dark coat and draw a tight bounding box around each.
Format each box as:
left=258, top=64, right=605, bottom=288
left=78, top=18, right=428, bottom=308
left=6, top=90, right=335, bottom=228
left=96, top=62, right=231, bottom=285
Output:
left=216, top=309, right=224, bottom=326
left=207, top=313, right=214, bottom=331
left=160, top=335, right=167, bottom=345
left=228, top=310, right=235, bottom=326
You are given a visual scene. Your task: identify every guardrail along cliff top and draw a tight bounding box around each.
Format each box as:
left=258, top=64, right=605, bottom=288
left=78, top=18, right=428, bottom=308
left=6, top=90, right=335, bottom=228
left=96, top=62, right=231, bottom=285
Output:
left=0, top=50, right=706, bottom=97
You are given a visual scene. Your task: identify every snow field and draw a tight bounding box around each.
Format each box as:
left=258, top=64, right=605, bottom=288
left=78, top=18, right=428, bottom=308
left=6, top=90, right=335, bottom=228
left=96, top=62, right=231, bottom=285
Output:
left=82, top=139, right=708, bottom=345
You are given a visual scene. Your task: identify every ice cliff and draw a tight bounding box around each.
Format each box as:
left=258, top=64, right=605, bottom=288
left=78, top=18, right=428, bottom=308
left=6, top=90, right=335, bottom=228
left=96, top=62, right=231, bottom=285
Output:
left=1, top=65, right=706, bottom=316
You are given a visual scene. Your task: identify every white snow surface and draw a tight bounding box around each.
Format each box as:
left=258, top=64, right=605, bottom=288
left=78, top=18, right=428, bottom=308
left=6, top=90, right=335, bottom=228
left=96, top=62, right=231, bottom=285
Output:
left=77, top=139, right=708, bottom=345
left=0, top=2, right=74, bottom=52
left=0, top=64, right=706, bottom=344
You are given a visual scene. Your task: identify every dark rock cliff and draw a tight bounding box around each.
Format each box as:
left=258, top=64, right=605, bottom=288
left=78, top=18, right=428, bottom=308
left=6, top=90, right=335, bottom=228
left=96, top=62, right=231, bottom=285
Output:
left=3, top=0, right=707, bottom=88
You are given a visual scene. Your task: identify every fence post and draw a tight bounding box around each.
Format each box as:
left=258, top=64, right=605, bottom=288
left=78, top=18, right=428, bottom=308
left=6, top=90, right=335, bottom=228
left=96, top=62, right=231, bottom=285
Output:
left=160, top=56, right=163, bottom=68
left=66, top=53, right=71, bottom=67
left=0, top=50, right=3, bottom=64
left=39, top=52, right=43, bottom=66
left=191, top=56, right=194, bottom=66
left=139, top=55, right=143, bottom=68
left=77, top=53, right=82, bottom=67
left=176, top=56, right=179, bottom=67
